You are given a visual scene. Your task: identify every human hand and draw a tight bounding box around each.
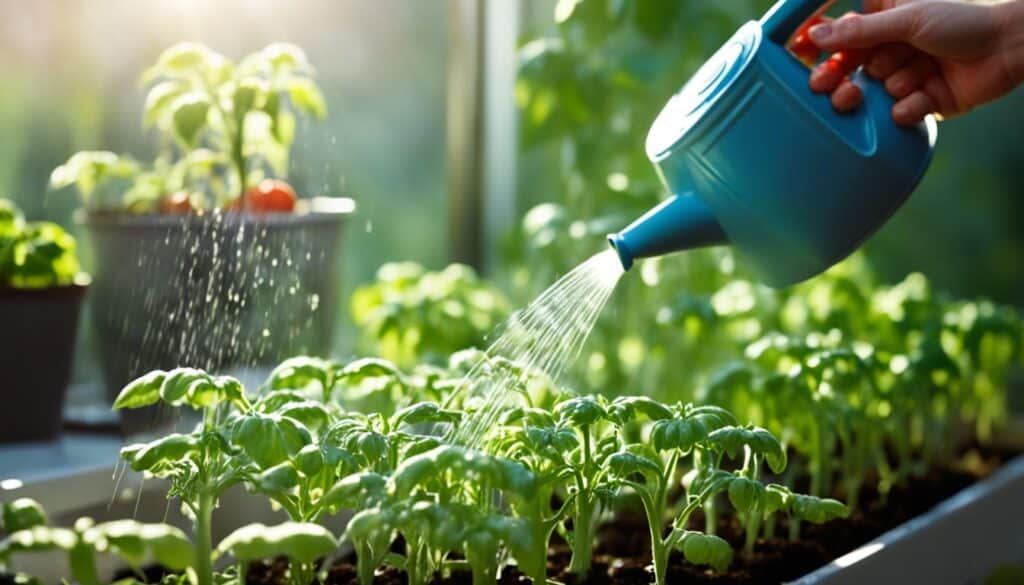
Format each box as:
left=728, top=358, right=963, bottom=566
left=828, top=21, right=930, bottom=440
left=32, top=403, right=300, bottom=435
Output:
left=803, top=0, right=1024, bottom=125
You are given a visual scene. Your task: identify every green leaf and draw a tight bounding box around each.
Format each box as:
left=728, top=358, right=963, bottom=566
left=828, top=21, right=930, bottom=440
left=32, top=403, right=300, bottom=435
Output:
left=320, top=443, right=359, bottom=471
left=215, top=376, right=247, bottom=408
left=142, top=81, right=186, bottom=128
left=389, top=446, right=536, bottom=500
left=233, top=79, right=266, bottom=124
left=707, top=425, right=787, bottom=474
left=170, top=93, right=211, bottom=147
left=0, top=526, right=78, bottom=553
left=726, top=477, right=764, bottom=514
left=261, top=43, right=314, bottom=73
left=141, top=42, right=227, bottom=84
left=159, top=368, right=212, bottom=406
left=49, top=151, right=138, bottom=201
left=287, top=77, right=327, bottom=119
left=277, top=400, right=331, bottom=432
left=0, top=199, right=23, bottom=241
left=344, top=507, right=393, bottom=543
left=256, top=462, right=300, bottom=495
left=790, top=494, right=850, bottom=524
left=336, top=358, right=404, bottom=385
left=217, top=522, right=337, bottom=565
left=688, top=469, right=737, bottom=502
left=2, top=499, right=47, bottom=532
left=126, top=368, right=243, bottom=410
left=391, top=402, right=462, bottom=427
left=684, top=404, right=738, bottom=433
left=555, top=395, right=606, bottom=427
left=233, top=413, right=312, bottom=469
left=292, top=444, right=324, bottom=478
left=350, top=431, right=388, bottom=464
left=607, top=450, right=662, bottom=481
left=257, top=389, right=311, bottom=412
left=521, top=424, right=578, bottom=458
left=651, top=418, right=706, bottom=453
left=113, top=371, right=167, bottom=410
left=121, top=434, right=200, bottom=473
left=606, top=396, right=673, bottom=425
left=677, top=531, right=733, bottom=572
left=267, top=356, right=336, bottom=398
left=762, top=484, right=792, bottom=515
left=402, top=435, right=444, bottom=459
left=87, top=521, right=194, bottom=570
left=322, top=472, right=387, bottom=513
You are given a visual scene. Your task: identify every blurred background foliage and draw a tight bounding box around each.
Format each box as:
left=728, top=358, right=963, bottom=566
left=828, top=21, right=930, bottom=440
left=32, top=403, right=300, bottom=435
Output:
left=507, top=0, right=1024, bottom=395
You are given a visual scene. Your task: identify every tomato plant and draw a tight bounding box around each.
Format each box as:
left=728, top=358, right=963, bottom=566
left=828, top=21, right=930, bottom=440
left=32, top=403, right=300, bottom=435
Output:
left=112, top=368, right=253, bottom=585
left=49, top=42, right=326, bottom=213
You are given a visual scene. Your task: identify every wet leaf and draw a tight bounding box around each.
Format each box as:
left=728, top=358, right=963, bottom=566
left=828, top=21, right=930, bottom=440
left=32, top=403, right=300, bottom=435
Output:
left=217, top=522, right=337, bottom=564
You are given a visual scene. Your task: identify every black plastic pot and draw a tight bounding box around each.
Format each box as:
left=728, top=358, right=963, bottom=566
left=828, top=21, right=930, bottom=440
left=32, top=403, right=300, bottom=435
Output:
left=0, top=281, right=88, bottom=443
left=82, top=198, right=354, bottom=435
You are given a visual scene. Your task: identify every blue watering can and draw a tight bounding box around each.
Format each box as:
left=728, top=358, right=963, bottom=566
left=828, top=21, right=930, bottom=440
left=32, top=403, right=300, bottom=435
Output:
left=607, top=0, right=937, bottom=287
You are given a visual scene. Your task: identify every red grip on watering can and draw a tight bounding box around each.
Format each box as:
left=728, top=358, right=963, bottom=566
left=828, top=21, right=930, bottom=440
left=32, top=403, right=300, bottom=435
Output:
left=764, top=0, right=868, bottom=80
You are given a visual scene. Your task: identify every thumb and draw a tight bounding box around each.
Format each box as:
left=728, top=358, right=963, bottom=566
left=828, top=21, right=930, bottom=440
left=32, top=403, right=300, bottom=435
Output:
left=808, top=6, right=921, bottom=50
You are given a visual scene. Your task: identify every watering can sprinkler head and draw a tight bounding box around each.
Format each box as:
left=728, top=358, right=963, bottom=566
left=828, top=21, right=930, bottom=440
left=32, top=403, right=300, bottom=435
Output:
left=607, top=0, right=936, bottom=287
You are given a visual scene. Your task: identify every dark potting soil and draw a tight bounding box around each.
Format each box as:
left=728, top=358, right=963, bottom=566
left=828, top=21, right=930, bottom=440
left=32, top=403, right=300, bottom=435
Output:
left=107, top=447, right=1010, bottom=585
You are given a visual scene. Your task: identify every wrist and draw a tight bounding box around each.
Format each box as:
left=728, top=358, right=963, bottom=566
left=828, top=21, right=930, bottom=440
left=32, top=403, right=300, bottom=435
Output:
left=995, top=0, right=1024, bottom=86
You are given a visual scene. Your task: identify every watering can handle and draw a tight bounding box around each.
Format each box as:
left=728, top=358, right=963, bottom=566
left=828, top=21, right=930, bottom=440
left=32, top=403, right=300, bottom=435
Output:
left=761, top=0, right=864, bottom=46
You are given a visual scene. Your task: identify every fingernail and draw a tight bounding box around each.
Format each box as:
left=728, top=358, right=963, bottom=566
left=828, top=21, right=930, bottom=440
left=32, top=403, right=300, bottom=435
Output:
left=893, top=103, right=908, bottom=119
left=809, top=68, right=826, bottom=90
left=808, top=23, right=832, bottom=43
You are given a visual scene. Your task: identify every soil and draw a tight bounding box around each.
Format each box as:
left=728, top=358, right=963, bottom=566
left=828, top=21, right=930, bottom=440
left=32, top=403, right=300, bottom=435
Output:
left=115, top=447, right=1021, bottom=585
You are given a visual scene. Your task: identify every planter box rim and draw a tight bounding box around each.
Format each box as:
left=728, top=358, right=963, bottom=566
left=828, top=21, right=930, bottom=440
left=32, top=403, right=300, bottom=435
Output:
left=76, top=196, right=355, bottom=229
left=0, top=277, right=91, bottom=299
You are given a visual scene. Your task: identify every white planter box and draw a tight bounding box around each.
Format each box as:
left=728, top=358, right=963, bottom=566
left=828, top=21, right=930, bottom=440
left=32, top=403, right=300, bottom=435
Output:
left=794, top=455, right=1024, bottom=584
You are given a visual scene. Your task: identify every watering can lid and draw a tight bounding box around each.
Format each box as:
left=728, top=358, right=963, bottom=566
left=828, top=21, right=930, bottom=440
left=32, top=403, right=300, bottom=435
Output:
left=646, top=22, right=759, bottom=161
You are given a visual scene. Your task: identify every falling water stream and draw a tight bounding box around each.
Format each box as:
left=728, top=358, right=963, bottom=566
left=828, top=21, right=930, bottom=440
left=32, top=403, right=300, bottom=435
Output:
left=448, top=249, right=625, bottom=448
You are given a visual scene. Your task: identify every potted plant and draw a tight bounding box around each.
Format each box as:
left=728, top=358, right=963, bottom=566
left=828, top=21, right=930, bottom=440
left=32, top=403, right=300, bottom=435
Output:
left=0, top=199, right=89, bottom=443
left=49, top=43, right=354, bottom=433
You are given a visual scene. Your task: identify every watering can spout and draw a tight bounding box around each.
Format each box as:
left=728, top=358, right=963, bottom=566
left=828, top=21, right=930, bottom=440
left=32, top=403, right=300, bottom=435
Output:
left=607, top=193, right=727, bottom=271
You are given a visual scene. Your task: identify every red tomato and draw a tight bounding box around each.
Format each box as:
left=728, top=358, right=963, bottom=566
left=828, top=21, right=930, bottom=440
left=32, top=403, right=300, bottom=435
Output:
left=239, top=179, right=297, bottom=214
left=159, top=191, right=194, bottom=214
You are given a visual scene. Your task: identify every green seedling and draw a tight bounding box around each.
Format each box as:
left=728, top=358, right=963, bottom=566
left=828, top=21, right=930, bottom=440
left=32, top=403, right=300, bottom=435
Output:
left=114, top=368, right=254, bottom=585
left=607, top=402, right=736, bottom=585
left=0, top=500, right=192, bottom=585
